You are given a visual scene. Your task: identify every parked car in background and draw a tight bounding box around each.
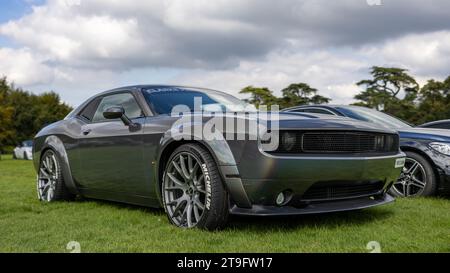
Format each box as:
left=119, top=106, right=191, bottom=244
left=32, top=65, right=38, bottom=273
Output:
left=13, top=140, right=33, bottom=160
left=419, top=120, right=450, bottom=130
left=33, top=85, right=405, bottom=229
left=283, top=105, right=450, bottom=198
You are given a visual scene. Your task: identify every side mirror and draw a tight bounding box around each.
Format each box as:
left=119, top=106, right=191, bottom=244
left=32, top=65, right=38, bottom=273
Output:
left=103, top=106, right=132, bottom=126
left=103, top=106, right=125, bottom=120
left=103, top=106, right=140, bottom=131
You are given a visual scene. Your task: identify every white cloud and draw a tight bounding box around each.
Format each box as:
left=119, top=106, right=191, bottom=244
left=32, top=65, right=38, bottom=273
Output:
left=173, top=50, right=367, bottom=104
left=377, top=31, right=450, bottom=76
left=0, top=0, right=450, bottom=106
left=0, top=48, right=55, bottom=86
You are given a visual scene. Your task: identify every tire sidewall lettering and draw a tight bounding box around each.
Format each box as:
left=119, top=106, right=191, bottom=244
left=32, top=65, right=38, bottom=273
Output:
left=201, top=163, right=212, bottom=211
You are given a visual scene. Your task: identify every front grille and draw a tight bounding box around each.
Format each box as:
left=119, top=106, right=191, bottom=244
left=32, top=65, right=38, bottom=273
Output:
left=270, top=131, right=398, bottom=155
left=302, top=181, right=385, bottom=201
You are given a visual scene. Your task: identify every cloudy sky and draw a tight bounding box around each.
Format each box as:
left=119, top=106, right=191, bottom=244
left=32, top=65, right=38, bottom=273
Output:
left=1, top=0, right=450, bottom=106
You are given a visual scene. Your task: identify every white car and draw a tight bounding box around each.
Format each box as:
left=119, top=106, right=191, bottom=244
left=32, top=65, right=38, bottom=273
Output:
left=13, top=140, right=33, bottom=160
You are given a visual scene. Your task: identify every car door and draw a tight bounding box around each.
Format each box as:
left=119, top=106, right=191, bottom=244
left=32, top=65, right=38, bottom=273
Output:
left=77, top=92, right=146, bottom=196
left=14, top=144, right=22, bottom=159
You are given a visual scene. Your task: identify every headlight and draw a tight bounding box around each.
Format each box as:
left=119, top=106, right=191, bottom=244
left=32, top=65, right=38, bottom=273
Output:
left=429, top=142, right=450, bottom=156
left=281, top=132, right=296, bottom=151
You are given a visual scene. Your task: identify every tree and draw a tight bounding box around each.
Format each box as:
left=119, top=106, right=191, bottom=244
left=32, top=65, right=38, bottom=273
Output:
left=0, top=77, right=73, bottom=151
left=34, top=92, right=72, bottom=130
left=0, top=78, right=14, bottom=151
left=239, top=86, right=279, bottom=108
left=354, top=66, right=419, bottom=122
left=415, top=76, right=450, bottom=124
left=280, top=83, right=330, bottom=108
left=240, top=83, right=331, bottom=109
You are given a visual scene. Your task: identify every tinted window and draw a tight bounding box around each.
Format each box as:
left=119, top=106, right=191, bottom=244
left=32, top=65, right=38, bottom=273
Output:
left=426, top=123, right=450, bottom=129
left=92, top=93, right=143, bottom=122
left=300, top=108, right=334, bottom=115
left=143, top=88, right=252, bottom=115
left=78, top=97, right=101, bottom=121
left=336, top=106, right=411, bottom=129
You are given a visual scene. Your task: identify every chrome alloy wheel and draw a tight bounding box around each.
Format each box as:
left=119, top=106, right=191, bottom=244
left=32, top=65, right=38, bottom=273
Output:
left=392, top=157, right=427, bottom=197
left=37, top=151, right=59, bottom=202
left=163, top=152, right=207, bottom=228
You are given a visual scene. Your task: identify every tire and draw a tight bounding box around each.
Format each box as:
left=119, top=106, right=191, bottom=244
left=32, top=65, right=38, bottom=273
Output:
left=37, top=149, right=75, bottom=202
left=389, top=151, right=437, bottom=197
left=162, top=143, right=229, bottom=230
left=23, top=152, right=28, bottom=160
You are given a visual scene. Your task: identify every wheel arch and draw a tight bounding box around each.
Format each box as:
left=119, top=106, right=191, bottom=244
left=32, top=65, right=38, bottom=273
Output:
left=38, top=135, right=79, bottom=195
left=400, top=145, right=441, bottom=186
left=155, top=139, right=227, bottom=203
left=155, top=137, right=252, bottom=208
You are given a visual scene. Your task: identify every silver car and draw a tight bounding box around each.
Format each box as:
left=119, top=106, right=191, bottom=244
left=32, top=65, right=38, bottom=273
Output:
left=13, top=140, right=33, bottom=160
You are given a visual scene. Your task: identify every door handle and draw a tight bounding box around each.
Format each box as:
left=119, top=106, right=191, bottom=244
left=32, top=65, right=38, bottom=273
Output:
left=82, top=129, right=92, bottom=135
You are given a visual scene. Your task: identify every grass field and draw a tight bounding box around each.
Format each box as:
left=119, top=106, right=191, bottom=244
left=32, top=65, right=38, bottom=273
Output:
left=0, top=154, right=449, bottom=253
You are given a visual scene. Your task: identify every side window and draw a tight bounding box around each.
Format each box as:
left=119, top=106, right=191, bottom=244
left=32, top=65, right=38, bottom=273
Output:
left=295, top=108, right=334, bottom=115
left=303, top=108, right=334, bottom=115
left=292, top=109, right=306, bottom=113
left=92, top=93, right=143, bottom=123
left=78, top=97, right=101, bottom=122
left=428, top=123, right=450, bottom=129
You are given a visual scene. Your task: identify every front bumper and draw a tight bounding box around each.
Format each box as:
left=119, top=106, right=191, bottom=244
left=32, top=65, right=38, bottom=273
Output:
left=220, top=149, right=404, bottom=210
left=240, top=153, right=404, bottom=206
left=230, top=193, right=394, bottom=216
left=437, top=168, right=450, bottom=195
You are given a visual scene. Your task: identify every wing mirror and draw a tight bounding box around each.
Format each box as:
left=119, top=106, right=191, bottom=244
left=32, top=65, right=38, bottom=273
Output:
left=103, top=106, right=141, bottom=131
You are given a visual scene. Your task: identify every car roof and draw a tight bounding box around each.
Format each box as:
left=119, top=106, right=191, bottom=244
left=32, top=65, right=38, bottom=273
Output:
left=102, top=85, right=221, bottom=94
left=65, top=85, right=233, bottom=119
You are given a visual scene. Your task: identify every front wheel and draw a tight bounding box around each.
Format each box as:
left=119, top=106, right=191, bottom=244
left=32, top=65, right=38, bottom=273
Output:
left=37, top=150, right=74, bottom=202
left=389, top=151, right=437, bottom=197
left=162, top=143, right=229, bottom=230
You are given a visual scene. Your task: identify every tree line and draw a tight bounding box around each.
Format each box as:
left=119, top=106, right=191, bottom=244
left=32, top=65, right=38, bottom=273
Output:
left=0, top=77, right=72, bottom=153
left=1, top=66, right=449, bottom=152
left=240, top=66, right=450, bottom=125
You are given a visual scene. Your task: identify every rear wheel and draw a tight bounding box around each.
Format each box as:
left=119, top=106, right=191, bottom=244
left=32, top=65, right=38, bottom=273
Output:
left=23, top=152, right=28, bottom=160
left=37, top=150, right=74, bottom=202
left=390, top=151, right=437, bottom=197
left=162, top=144, right=229, bottom=230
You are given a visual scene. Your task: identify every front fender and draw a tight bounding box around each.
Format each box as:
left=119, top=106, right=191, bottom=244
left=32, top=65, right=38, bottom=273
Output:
left=156, top=128, right=252, bottom=208
left=35, top=135, right=79, bottom=195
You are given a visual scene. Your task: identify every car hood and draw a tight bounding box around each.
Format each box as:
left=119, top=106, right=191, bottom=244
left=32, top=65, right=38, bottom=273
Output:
left=184, top=112, right=398, bottom=134
left=399, top=127, right=450, bottom=142
left=272, top=112, right=398, bottom=133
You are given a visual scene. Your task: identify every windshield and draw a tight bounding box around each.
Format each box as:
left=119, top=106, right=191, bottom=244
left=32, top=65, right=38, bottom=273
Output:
left=22, top=140, right=33, bottom=147
left=143, top=87, right=254, bottom=115
left=336, top=106, right=412, bottom=129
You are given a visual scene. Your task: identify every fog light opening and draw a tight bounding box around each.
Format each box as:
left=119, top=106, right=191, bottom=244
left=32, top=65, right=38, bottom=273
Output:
left=276, top=190, right=293, bottom=206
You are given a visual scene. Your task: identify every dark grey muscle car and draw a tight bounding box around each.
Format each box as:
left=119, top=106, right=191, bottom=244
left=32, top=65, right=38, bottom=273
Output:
left=33, top=85, right=405, bottom=229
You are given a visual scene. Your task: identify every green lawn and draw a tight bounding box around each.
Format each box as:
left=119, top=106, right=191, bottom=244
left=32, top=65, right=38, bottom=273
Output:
left=0, top=154, right=449, bottom=253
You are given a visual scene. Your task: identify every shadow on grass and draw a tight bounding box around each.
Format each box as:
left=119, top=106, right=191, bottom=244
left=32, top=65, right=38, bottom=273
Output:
left=77, top=197, right=394, bottom=231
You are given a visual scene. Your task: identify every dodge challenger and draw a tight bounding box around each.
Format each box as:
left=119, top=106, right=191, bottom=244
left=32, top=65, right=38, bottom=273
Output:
left=33, top=85, right=405, bottom=229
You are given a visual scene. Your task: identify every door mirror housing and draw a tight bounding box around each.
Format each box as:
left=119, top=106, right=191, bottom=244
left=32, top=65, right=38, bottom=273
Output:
left=103, top=106, right=125, bottom=120
left=103, top=106, right=132, bottom=126
left=103, top=106, right=140, bottom=131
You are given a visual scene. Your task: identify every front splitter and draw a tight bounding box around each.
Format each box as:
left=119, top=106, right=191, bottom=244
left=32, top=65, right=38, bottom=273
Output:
left=229, top=194, right=395, bottom=216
